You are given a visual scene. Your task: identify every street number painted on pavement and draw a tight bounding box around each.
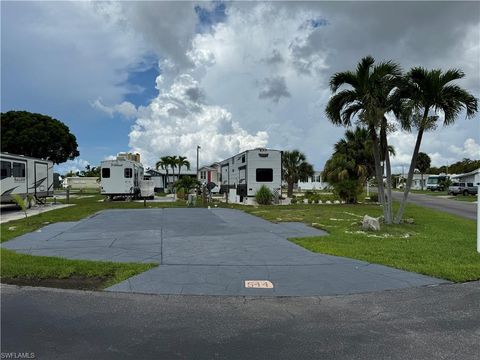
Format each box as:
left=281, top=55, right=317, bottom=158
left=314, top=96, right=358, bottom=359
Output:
left=244, top=280, right=274, bottom=288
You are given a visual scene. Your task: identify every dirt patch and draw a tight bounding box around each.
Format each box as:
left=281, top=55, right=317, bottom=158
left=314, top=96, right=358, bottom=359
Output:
left=1, top=275, right=111, bottom=290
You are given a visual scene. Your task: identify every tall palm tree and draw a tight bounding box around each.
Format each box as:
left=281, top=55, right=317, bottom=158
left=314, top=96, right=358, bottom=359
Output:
left=169, top=155, right=178, bottom=182
left=325, top=56, right=402, bottom=223
left=282, top=150, right=314, bottom=198
left=393, top=68, right=478, bottom=223
left=156, top=156, right=172, bottom=190
left=177, top=156, right=191, bottom=179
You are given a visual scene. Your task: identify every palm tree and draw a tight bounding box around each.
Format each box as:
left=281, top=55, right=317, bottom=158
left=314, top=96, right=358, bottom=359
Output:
left=324, top=152, right=367, bottom=204
left=325, top=56, right=402, bottom=223
left=169, top=155, right=178, bottom=182
left=393, top=68, right=478, bottom=223
left=415, top=152, right=431, bottom=191
left=282, top=150, right=314, bottom=198
left=156, top=156, right=172, bottom=190
left=177, top=156, right=191, bottom=179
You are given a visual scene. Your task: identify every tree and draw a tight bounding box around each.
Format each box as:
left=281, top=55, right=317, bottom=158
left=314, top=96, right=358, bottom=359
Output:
left=282, top=150, right=314, bottom=198
left=174, top=176, right=200, bottom=199
left=323, top=127, right=382, bottom=203
left=325, top=56, right=402, bottom=223
left=169, top=155, right=178, bottom=182
left=1, top=111, right=79, bottom=164
left=177, top=156, right=191, bottom=178
left=156, top=156, right=172, bottom=190
left=415, top=152, right=431, bottom=190
left=79, top=164, right=100, bottom=178
left=394, top=68, right=478, bottom=223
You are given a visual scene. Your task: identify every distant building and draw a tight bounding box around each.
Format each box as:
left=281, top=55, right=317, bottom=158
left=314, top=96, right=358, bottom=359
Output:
left=116, top=152, right=141, bottom=162
left=297, top=171, right=329, bottom=191
left=63, top=176, right=100, bottom=190
left=198, top=163, right=220, bottom=186
left=451, top=168, right=480, bottom=185
left=145, top=168, right=197, bottom=193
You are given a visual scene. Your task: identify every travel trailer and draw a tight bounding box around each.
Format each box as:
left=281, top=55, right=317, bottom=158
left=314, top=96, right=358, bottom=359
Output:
left=100, top=153, right=145, bottom=200
left=219, top=148, right=282, bottom=202
left=0, top=152, right=54, bottom=203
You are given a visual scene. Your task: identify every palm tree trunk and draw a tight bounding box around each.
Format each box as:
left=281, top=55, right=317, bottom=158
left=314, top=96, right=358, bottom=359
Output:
left=287, top=181, right=294, bottom=198
left=381, top=117, right=393, bottom=224
left=394, top=124, right=426, bottom=224
left=421, top=173, right=424, bottom=190
left=369, top=126, right=387, bottom=220
left=384, top=146, right=393, bottom=224
left=165, top=170, right=169, bottom=192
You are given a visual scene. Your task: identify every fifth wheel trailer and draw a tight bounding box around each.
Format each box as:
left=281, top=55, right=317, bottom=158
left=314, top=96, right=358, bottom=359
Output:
left=0, top=152, right=54, bottom=203
left=219, top=148, right=282, bottom=201
left=100, top=158, right=144, bottom=199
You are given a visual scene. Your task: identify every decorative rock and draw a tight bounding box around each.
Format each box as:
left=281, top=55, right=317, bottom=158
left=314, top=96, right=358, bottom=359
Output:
left=325, top=200, right=332, bottom=204
left=362, top=215, right=381, bottom=231
left=303, top=199, right=309, bottom=204
left=318, top=200, right=322, bottom=204
left=334, top=200, right=340, bottom=204
left=404, top=218, right=415, bottom=224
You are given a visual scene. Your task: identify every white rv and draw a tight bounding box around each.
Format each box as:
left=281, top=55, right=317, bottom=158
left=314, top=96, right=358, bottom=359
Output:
left=0, top=152, right=54, bottom=203
left=219, top=148, right=282, bottom=201
left=100, top=158, right=144, bottom=200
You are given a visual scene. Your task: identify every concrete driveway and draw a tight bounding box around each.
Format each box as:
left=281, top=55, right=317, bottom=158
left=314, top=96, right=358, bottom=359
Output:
left=2, top=208, right=447, bottom=296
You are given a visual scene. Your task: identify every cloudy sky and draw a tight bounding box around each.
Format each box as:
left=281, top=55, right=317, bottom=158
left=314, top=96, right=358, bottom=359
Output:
left=2, top=1, right=479, bottom=174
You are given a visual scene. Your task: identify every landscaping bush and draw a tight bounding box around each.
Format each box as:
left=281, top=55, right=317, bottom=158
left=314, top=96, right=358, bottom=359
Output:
left=255, top=185, right=273, bottom=205
left=176, top=188, right=186, bottom=200
left=369, top=193, right=379, bottom=202
left=291, top=198, right=297, bottom=204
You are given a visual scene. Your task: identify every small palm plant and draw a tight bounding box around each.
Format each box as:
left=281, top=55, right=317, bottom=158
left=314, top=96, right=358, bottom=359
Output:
left=12, top=194, right=33, bottom=221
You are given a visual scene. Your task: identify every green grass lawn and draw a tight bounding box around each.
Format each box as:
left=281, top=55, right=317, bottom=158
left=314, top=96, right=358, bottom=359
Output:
left=230, top=202, right=479, bottom=282
left=1, top=195, right=195, bottom=289
left=1, top=249, right=155, bottom=289
left=450, top=195, right=478, bottom=203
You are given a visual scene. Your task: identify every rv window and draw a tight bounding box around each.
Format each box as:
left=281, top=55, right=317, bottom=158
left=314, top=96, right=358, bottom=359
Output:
left=256, top=168, right=273, bottom=182
left=102, top=168, right=110, bottom=178
left=1, top=161, right=11, bottom=180
left=242, top=155, right=245, bottom=163
left=124, top=168, right=133, bottom=178
left=258, top=153, right=269, bottom=158
left=12, top=162, right=25, bottom=177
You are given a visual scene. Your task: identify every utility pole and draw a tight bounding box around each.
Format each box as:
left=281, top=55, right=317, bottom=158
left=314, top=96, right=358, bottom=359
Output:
left=196, top=145, right=201, bottom=179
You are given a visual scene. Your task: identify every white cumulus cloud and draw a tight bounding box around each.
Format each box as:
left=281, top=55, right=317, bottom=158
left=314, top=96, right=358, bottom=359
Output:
left=128, top=74, right=268, bottom=167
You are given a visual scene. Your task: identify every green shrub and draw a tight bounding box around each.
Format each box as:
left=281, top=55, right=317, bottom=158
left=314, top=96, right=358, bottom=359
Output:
left=291, top=198, right=297, bottom=204
left=176, top=188, right=186, bottom=200
left=369, top=193, right=379, bottom=202
left=255, top=185, right=273, bottom=205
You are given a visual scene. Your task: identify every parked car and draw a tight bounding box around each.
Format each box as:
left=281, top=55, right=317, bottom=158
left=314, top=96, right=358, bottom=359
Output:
left=448, top=182, right=479, bottom=196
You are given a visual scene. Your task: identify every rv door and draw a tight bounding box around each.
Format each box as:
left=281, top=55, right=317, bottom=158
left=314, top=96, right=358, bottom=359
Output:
left=34, top=162, right=49, bottom=197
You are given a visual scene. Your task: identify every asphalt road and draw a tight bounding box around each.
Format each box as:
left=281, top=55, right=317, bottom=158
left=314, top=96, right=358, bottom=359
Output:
left=390, top=191, right=477, bottom=220
left=2, top=282, right=479, bottom=359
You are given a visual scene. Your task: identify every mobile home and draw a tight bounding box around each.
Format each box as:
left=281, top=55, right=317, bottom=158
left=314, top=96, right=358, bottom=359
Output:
left=0, top=152, right=54, bottom=203
left=219, top=148, right=282, bottom=201
left=100, top=156, right=144, bottom=199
